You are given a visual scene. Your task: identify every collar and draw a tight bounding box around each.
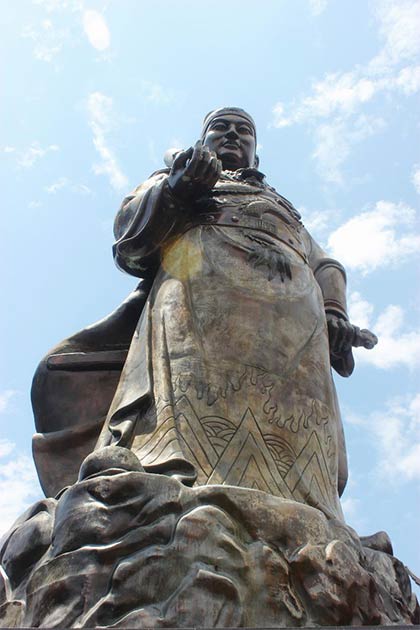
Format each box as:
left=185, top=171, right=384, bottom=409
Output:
left=222, top=167, right=266, bottom=185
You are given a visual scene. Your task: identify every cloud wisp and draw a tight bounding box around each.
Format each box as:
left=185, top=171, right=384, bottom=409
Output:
left=87, top=92, right=128, bottom=191
left=21, top=20, right=68, bottom=63
left=327, top=200, right=420, bottom=274
left=139, top=80, right=177, bottom=105
left=15, top=142, right=59, bottom=168
left=44, top=177, right=91, bottom=195
left=348, top=292, right=420, bottom=370
left=412, top=164, right=420, bottom=194
left=308, top=0, right=329, bottom=16
left=345, top=392, right=420, bottom=483
left=0, top=444, right=41, bottom=537
left=23, top=2, right=110, bottom=63
left=82, top=10, right=110, bottom=51
left=272, top=0, right=420, bottom=183
left=0, top=390, right=18, bottom=415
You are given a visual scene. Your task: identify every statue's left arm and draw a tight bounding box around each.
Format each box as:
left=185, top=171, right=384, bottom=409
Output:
left=304, top=232, right=377, bottom=377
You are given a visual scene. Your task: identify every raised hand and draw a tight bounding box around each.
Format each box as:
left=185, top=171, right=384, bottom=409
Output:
left=326, top=313, right=378, bottom=355
left=167, top=141, right=222, bottom=200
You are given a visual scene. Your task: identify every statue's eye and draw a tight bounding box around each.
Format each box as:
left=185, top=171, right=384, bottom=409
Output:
left=238, top=125, right=252, bottom=134
left=212, top=122, right=227, bottom=131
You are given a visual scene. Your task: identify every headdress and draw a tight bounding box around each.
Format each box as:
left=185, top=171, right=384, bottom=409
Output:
left=201, top=107, right=257, bottom=140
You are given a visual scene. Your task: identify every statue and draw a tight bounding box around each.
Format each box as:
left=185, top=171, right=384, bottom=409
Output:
left=1, top=108, right=418, bottom=628
left=32, top=107, right=377, bottom=510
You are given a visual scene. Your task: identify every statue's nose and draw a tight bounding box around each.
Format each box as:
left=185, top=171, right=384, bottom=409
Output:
left=225, top=125, right=239, bottom=139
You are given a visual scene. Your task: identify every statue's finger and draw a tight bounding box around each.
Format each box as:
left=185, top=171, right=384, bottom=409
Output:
left=185, top=141, right=204, bottom=177
left=171, top=146, right=193, bottom=171
left=196, top=151, right=218, bottom=188
left=358, top=329, right=378, bottom=349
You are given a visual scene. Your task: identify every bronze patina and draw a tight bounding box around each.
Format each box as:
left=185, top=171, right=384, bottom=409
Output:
left=3, top=108, right=416, bottom=629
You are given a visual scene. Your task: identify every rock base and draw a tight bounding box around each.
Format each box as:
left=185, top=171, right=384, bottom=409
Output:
left=0, top=447, right=418, bottom=627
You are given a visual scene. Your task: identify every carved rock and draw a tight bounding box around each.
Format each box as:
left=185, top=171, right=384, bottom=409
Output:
left=0, top=447, right=418, bottom=628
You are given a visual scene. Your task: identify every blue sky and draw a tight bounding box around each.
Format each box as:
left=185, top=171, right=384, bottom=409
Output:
left=0, top=0, right=419, bottom=591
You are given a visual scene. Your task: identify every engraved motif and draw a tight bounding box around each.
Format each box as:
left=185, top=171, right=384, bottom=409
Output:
left=264, top=434, right=297, bottom=476
left=132, top=390, right=339, bottom=516
left=244, top=232, right=293, bottom=281
left=202, top=416, right=237, bottom=456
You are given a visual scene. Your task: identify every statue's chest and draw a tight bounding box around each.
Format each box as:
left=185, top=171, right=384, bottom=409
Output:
left=192, top=188, right=306, bottom=263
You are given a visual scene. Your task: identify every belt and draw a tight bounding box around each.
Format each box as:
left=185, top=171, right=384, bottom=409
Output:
left=184, top=206, right=308, bottom=263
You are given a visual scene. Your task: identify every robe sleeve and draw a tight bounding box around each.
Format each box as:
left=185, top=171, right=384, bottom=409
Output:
left=303, top=229, right=355, bottom=377
left=113, top=171, right=189, bottom=278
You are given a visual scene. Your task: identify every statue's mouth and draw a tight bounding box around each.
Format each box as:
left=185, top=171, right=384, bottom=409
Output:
left=222, top=141, right=240, bottom=150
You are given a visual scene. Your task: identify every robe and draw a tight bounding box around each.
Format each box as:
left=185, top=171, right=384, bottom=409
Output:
left=96, top=168, right=352, bottom=520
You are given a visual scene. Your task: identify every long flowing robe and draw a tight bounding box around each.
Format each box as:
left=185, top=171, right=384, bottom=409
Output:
left=97, top=168, right=352, bottom=520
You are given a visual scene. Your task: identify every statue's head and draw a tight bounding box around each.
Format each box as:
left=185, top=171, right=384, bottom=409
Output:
left=201, top=107, right=258, bottom=170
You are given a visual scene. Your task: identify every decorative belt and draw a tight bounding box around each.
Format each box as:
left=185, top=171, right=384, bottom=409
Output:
left=184, top=207, right=308, bottom=263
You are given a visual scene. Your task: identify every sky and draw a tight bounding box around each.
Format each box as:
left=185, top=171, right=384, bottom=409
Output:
left=0, top=0, right=419, bottom=594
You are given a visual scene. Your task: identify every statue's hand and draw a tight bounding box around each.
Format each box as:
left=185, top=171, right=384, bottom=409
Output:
left=167, top=141, right=222, bottom=200
left=327, top=313, right=378, bottom=355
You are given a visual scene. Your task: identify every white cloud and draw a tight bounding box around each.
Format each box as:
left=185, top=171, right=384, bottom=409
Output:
left=45, top=177, right=68, bottom=193
left=0, top=390, right=18, bottom=414
left=33, top=0, right=83, bottom=11
left=308, top=0, right=328, bottom=16
left=82, top=10, right=110, bottom=51
left=361, top=305, right=420, bottom=369
left=73, top=183, right=92, bottom=194
left=412, top=164, right=420, bottom=194
left=0, top=440, right=15, bottom=459
left=392, top=63, right=420, bottom=94
left=348, top=292, right=374, bottom=330
left=346, top=393, right=420, bottom=483
left=298, top=206, right=339, bottom=240
left=45, top=177, right=92, bottom=194
left=25, top=1, right=109, bottom=63
left=17, top=142, right=59, bottom=168
left=370, top=0, right=420, bottom=71
left=328, top=201, right=420, bottom=273
left=272, top=1, right=420, bottom=183
left=273, top=73, right=378, bottom=128
left=21, top=21, right=68, bottom=63
left=168, top=137, right=184, bottom=151
left=348, top=292, right=420, bottom=370
left=140, top=80, right=176, bottom=105
left=87, top=92, right=128, bottom=191
left=312, top=115, right=385, bottom=184
left=0, top=444, right=42, bottom=536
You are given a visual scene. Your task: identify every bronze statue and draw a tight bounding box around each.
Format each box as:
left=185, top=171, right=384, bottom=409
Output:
left=3, top=108, right=418, bottom=629
left=32, top=107, right=376, bottom=520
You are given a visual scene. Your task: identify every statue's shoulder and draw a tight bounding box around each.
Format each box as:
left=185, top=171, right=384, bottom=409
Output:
left=264, top=183, right=302, bottom=223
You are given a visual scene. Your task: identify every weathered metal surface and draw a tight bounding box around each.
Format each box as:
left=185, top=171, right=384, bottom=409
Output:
left=0, top=449, right=418, bottom=627
left=12, top=108, right=413, bottom=629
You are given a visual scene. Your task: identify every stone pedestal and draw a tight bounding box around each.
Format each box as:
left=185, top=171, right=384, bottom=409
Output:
left=0, top=447, right=418, bottom=628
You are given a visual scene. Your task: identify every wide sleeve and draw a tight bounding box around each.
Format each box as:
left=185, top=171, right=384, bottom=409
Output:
left=303, top=229, right=355, bottom=377
left=113, top=171, right=189, bottom=278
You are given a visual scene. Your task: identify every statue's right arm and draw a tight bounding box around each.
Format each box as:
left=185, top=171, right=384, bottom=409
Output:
left=113, top=144, right=221, bottom=278
left=113, top=172, right=188, bottom=277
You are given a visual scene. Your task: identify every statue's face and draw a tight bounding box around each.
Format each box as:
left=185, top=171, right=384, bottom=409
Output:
left=202, top=114, right=256, bottom=170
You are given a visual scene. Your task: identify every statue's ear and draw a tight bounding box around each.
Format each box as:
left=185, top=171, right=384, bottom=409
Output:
left=254, top=154, right=260, bottom=168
